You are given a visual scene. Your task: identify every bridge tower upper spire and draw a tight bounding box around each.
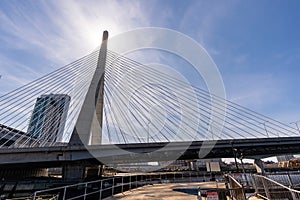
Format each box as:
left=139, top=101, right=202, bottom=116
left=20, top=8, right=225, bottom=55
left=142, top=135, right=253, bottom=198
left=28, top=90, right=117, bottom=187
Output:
left=69, top=30, right=108, bottom=146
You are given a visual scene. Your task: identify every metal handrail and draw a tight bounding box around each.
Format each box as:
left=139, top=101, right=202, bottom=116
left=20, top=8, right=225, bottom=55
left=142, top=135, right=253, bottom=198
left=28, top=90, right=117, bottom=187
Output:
left=32, top=172, right=220, bottom=200
left=33, top=177, right=115, bottom=194
left=227, top=174, right=243, bottom=188
left=33, top=174, right=146, bottom=200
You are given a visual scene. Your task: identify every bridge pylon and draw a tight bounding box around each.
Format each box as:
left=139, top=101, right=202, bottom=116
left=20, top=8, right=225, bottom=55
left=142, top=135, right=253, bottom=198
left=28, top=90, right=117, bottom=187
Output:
left=69, top=30, right=108, bottom=146
left=63, top=31, right=108, bottom=181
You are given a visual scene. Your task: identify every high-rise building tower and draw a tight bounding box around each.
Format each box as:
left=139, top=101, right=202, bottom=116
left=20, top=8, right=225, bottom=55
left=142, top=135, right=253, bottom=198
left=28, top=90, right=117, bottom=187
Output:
left=27, top=94, right=71, bottom=143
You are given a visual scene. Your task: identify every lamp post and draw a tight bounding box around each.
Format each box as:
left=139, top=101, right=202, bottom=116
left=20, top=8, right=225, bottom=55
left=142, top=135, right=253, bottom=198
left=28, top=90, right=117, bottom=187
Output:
left=238, top=152, right=249, bottom=186
left=290, top=120, right=300, bottom=134
left=231, top=142, right=239, bottom=172
left=147, top=107, right=152, bottom=143
left=210, top=122, right=215, bottom=140
left=147, top=120, right=150, bottom=143
left=259, top=121, right=269, bottom=137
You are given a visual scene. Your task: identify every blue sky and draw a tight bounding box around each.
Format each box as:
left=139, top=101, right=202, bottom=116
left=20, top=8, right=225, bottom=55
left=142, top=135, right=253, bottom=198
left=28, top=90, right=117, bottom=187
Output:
left=0, top=0, right=300, bottom=126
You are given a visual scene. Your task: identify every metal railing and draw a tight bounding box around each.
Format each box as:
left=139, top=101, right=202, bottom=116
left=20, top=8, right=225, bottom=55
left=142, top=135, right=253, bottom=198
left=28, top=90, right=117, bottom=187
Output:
left=252, top=174, right=300, bottom=200
left=32, top=172, right=221, bottom=200
left=33, top=175, right=146, bottom=200
left=225, top=174, right=246, bottom=200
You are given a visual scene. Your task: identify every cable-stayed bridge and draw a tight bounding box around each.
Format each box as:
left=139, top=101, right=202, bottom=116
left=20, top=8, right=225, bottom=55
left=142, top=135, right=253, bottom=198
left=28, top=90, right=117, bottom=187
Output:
left=0, top=31, right=300, bottom=179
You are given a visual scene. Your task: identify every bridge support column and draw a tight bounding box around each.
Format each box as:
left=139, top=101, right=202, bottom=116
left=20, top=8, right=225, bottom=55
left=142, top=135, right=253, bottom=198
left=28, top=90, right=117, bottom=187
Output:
left=254, top=159, right=265, bottom=174
left=63, top=162, right=86, bottom=182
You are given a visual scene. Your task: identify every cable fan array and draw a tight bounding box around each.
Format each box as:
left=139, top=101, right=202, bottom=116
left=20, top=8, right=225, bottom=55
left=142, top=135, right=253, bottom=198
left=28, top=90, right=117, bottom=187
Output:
left=102, top=50, right=300, bottom=143
left=0, top=50, right=99, bottom=148
left=0, top=48, right=299, bottom=148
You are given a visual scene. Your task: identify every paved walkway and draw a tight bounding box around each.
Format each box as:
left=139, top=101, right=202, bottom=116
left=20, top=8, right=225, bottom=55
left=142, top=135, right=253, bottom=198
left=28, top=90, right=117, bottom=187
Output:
left=105, top=182, right=226, bottom=200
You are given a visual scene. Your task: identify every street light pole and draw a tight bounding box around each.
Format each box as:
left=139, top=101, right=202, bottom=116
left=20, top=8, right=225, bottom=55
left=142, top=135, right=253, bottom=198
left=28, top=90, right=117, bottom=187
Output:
left=259, top=121, right=269, bottom=137
left=147, top=120, right=150, bottom=143
left=238, top=152, right=249, bottom=186
left=147, top=108, right=151, bottom=143
left=290, top=121, right=300, bottom=134
left=231, top=142, right=239, bottom=173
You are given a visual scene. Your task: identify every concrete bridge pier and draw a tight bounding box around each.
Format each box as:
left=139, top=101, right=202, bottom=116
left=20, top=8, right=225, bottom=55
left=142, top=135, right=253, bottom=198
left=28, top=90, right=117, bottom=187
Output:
left=62, top=162, right=104, bottom=181
left=254, top=158, right=265, bottom=174
left=62, top=162, right=86, bottom=182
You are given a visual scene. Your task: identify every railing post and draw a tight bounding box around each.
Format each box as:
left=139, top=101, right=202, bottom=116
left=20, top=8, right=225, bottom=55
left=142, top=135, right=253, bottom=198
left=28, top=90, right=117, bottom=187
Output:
left=173, top=172, right=175, bottom=183
left=141, top=175, right=143, bottom=185
left=287, top=172, right=294, bottom=187
left=112, top=177, right=115, bottom=195
left=99, top=180, right=103, bottom=200
left=242, top=185, right=247, bottom=200
left=129, top=176, right=131, bottom=190
left=62, top=187, right=67, bottom=200
left=160, top=173, right=162, bottom=182
left=252, top=175, right=259, bottom=195
left=33, top=192, right=37, bottom=200
left=262, top=178, right=271, bottom=199
left=291, top=189, right=298, bottom=200
left=136, top=175, right=138, bottom=188
left=84, top=183, right=88, bottom=200
left=121, top=176, right=124, bottom=193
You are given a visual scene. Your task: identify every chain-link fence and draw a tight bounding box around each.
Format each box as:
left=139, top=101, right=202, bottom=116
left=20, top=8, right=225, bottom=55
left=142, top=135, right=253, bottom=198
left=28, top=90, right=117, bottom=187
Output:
left=252, top=174, right=300, bottom=200
left=225, top=174, right=246, bottom=200
left=266, top=172, right=300, bottom=189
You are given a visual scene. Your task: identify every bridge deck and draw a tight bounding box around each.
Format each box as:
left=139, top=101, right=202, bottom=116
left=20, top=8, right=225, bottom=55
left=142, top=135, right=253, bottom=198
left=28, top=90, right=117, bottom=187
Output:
left=0, top=137, right=300, bottom=167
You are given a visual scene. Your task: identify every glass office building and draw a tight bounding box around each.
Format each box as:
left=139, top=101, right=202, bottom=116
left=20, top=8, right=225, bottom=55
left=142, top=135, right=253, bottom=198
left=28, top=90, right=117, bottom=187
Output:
left=27, top=94, right=71, bottom=143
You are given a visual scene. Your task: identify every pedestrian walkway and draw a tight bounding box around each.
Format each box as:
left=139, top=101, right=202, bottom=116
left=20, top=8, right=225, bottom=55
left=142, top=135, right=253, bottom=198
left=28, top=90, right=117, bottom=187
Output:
left=105, top=182, right=225, bottom=200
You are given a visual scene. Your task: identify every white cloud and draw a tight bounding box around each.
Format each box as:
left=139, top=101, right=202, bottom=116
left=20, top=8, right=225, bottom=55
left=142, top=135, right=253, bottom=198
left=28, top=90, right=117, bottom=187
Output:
left=0, top=0, right=152, bottom=66
left=0, top=0, right=155, bottom=95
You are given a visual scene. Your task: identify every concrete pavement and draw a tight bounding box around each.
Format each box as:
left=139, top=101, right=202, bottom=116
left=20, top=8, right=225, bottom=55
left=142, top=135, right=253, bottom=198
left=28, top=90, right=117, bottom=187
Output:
left=105, top=182, right=226, bottom=200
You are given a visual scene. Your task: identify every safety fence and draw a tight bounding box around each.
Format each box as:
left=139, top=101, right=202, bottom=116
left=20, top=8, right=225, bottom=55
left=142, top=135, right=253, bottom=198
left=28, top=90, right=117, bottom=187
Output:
left=252, top=174, right=300, bottom=200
